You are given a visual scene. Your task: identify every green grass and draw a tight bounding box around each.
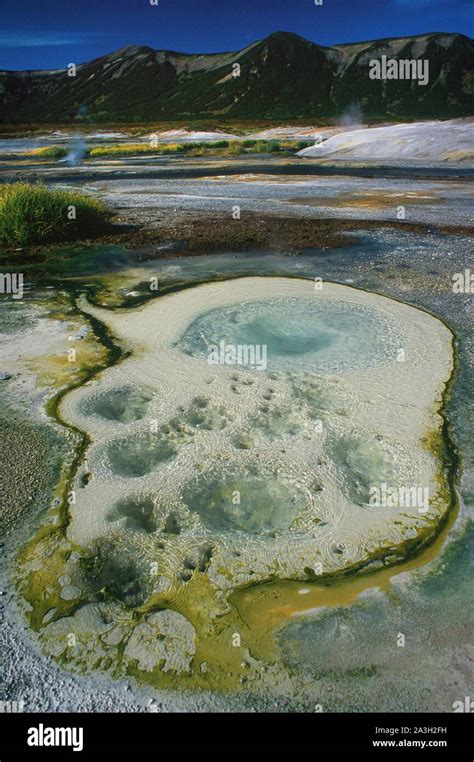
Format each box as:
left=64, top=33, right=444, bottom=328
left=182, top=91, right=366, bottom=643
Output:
left=16, top=139, right=313, bottom=162
left=0, top=183, right=111, bottom=247
left=88, top=142, right=185, bottom=158
left=24, top=145, right=69, bottom=159
left=87, top=138, right=311, bottom=159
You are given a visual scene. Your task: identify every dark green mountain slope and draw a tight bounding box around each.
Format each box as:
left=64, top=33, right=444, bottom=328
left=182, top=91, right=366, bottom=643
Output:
left=0, top=31, right=472, bottom=123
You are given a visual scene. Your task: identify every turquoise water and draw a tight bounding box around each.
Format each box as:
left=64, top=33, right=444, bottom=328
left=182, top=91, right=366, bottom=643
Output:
left=178, top=296, right=402, bottom=373
left=182, top=469, right=309, bottom=534
left=79, top=385, right=152, bottom=423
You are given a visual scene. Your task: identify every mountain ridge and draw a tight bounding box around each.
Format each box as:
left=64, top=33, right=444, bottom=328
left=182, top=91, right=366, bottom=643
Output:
left=0, top=31, right=472, bottom=122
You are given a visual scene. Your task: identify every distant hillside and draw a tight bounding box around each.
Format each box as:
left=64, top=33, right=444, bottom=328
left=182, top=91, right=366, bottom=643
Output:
left=0, top=31, right=473, bottom=123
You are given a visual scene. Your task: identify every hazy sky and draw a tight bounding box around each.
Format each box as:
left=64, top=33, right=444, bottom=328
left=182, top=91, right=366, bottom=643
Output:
left=1, top=0, right=472, bottom=70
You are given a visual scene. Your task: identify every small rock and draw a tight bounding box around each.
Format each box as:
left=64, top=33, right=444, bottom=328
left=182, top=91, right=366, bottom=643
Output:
left=59, top=585, right=81, bottom=601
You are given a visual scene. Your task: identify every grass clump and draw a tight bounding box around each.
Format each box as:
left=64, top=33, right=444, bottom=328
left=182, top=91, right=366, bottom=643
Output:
left=88, top=142, right=186, bottom=158
left=24, top=145, right=69, bottom=159
left=0, top=183, right=111, bottom=246
left=88, top=139, right=310, bottom=159
left=14, top=138, right=314, bottom=164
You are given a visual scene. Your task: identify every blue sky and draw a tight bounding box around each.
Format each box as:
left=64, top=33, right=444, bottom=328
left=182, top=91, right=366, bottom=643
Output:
left=0, top=0, right=472, bottom=70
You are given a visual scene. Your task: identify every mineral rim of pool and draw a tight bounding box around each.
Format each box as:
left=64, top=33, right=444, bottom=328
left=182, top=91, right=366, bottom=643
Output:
left=61, top=277, right=453, bottom=576
left=21, top=276, right=453, bottom=683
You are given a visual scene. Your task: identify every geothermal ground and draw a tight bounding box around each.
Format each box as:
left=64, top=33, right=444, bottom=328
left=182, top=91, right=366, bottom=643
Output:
left=0, top=119, right=472, bottom=711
